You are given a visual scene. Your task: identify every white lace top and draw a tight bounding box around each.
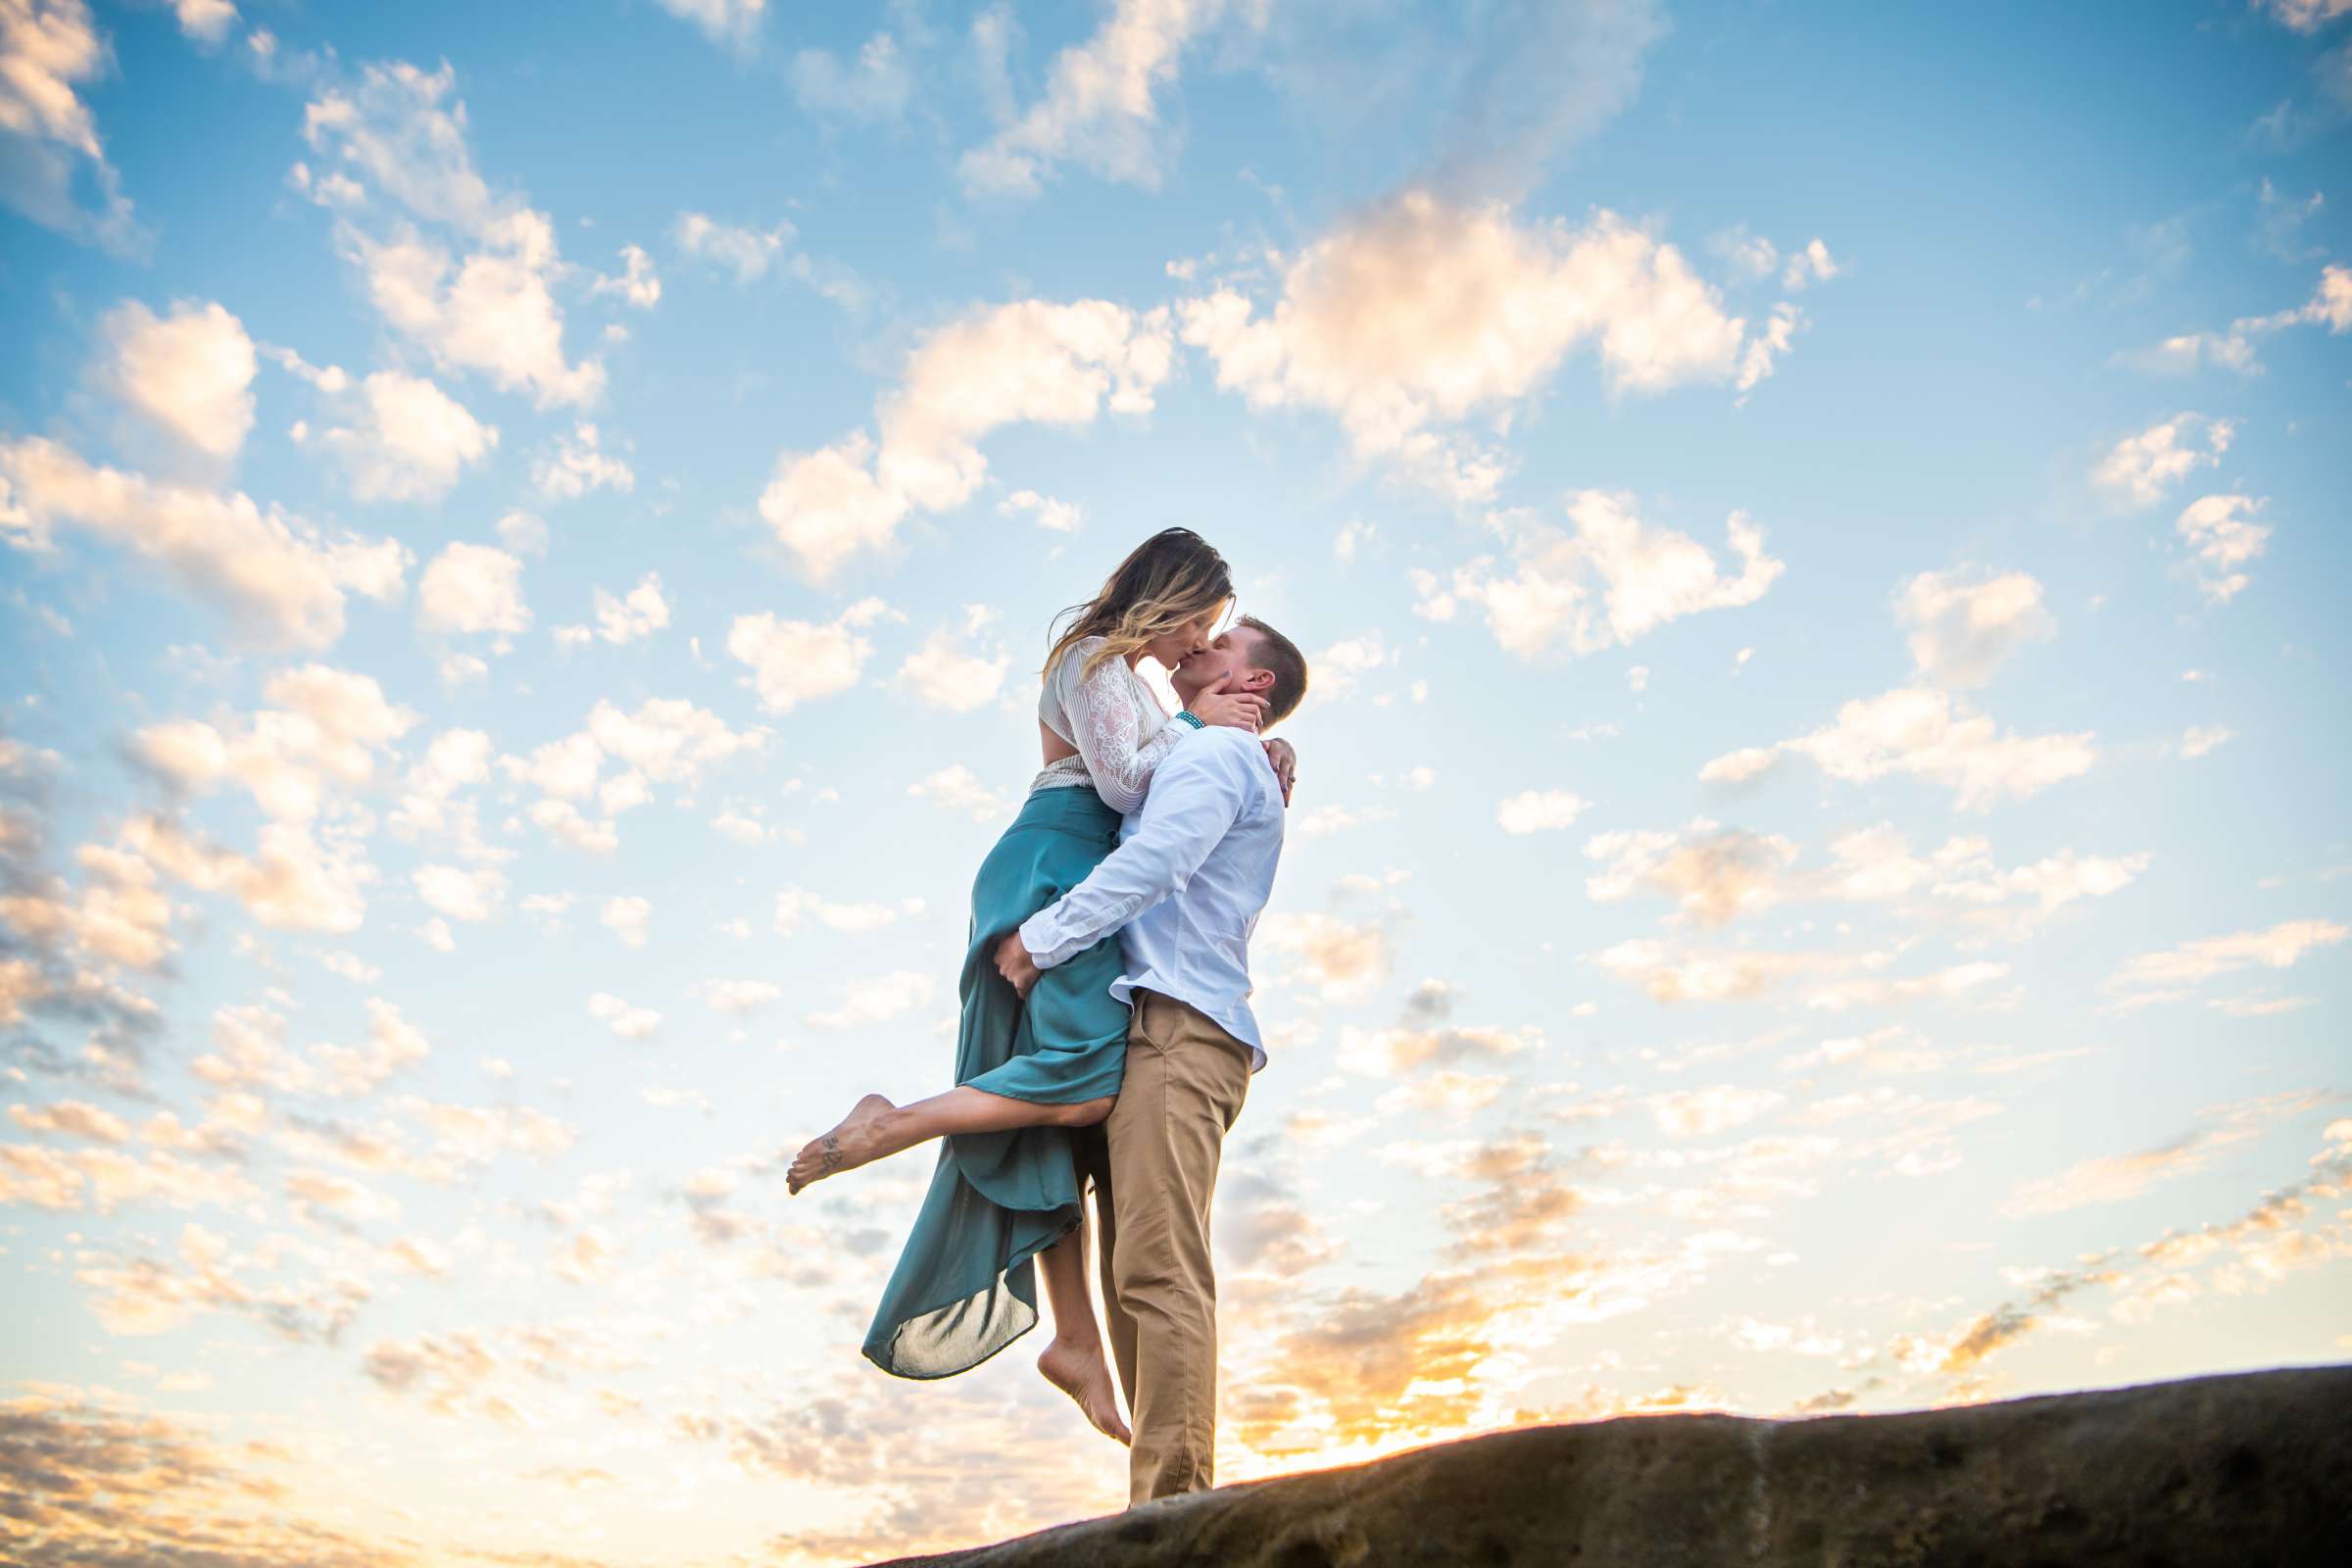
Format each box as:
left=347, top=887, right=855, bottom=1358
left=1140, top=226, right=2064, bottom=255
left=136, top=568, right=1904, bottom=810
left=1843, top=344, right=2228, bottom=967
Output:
left=1030, top=636, right=1185, bottom=812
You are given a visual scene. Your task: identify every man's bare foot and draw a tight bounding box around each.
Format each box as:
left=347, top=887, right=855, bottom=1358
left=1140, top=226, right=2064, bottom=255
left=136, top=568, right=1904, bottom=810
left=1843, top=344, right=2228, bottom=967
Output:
left=1037, top=1337, right=1132, bottom=1446
left=786, top=1094, right=896, bottom=1195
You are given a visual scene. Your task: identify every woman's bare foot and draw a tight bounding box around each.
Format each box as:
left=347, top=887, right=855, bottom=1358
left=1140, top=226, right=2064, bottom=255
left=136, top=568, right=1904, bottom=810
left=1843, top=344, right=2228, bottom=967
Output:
left=786, top=1095, right=896, bottom=1195
left=1037, top=1337, right=1131, bottom=1446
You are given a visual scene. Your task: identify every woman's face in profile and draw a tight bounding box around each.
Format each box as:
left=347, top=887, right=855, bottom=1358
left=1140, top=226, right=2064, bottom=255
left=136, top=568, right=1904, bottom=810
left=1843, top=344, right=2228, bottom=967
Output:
left=1149, top=608, right=1218, bottom=668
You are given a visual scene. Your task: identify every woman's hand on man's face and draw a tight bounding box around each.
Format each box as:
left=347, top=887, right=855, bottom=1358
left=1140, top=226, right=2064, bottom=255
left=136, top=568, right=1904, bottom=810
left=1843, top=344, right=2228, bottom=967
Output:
left=1189, top=670, right=1266, bottom=731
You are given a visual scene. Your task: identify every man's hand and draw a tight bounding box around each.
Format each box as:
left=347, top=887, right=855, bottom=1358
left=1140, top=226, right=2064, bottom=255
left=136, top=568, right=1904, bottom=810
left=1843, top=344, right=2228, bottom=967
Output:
left=994, top=930, right=1041, bottom=1000
left=1262, top=736, right=1297, bottom=806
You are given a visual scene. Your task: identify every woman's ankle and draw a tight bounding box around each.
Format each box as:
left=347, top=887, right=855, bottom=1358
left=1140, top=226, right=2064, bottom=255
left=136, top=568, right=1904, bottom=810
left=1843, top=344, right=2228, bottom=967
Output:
left=866, top=1104, right=914, bottom=1150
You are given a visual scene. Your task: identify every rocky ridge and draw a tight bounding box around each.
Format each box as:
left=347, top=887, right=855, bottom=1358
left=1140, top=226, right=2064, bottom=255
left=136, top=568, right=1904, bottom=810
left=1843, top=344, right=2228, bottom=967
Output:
left=867, top=1364, right=2352, bottom=1566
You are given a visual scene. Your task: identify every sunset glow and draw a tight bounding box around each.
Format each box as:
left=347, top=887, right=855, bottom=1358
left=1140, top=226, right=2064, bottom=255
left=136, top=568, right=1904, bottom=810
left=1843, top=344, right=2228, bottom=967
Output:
left=3, top=1, right=2349, bottom=1563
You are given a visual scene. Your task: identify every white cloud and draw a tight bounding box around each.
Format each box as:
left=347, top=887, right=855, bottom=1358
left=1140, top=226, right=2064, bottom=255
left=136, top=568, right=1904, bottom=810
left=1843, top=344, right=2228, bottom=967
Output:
left=1780, top=238, right=1839, bottom=290
left=998, top=488, right=1082, bottom=532
left=1710, top=224, right=1779, bottom=280
left=897, top=624, right=1007, bottom=711
left=588, top=992, right=662, bottom=1040
left=302, top=61, right=604, bottom=407
left=1928, top=844, right=2152, bottom=936
left=1182, top=195, right=1787, bottom=500
left=1260, top=910, right=1391, bottom=1003
left=2109, top=918, right=2346, bottom=993
left=1895, top=567, right=2055, bottom=688
left=527, top=799, right=616, bottom=854
left=599, top=895, right=650, bottom=948
left=414, top=862, right=504, bottom=923
left=1592, top=938, right=2008, bottom=1010
left=600, top=770, right=650, bottom=815
left=959, top=0, right=1235, bottom=197
left=1583, top=820, right=1800, bottom=925
left=0, top=832, right=179, bottom=973
left=509, top=730, right=602, bottom=801
left=1585, top=816, right=2147, bottom=939
left=1697, top=746, right=1777, bottom=784
left=908, top=763, right=1006, bottom=822
left=1646, top=1083, right=1786, bottom=1137
left=1, top=436, right=407, bottom=649
left=1293, top=804, right=1397, bottom=839
left=652, top=0, right=765, bottom=49
left=710, top=808, right=768, bottom=845
left=500, top=698, right=759, bottom=858
left=532, top=422, right=634, bottom=502
left=2110, top=265, right=2351, bottom=377
left=172, top=0, right=237, bottom=45
left=133, top=663, right=416, bottom=824
left=583, top=698, right=760, bottom=784
left=349, top=216, right=607, bottom=405
left=2000, top=1095, right=2325, bottom=1216
left=589, top=243, right=661, bottom=309
left=1311, top=633, right=1391, bottom=696
left=95, top=299, right=256, bottom=459
left=773, top=887, right=922, bottom=936
left=118, top=811, right=370, bottom=933
left=387, top=726, right=492, bottom=844
left=2175, top=495, right=2270, bottom=603
left=2205, top=993, right=2316, bottom=1017
left=1496, top=789, right=1591, bottom=834
left=417, top=542, right=529, bottom=636
left=2256, top=0, right=2352, bottom=33
left=1339, top=1023, right=1537, bottom=1078
left=495, top=509, right=548, bottom=556
left=591, top=572, right=669, bottom=643
left=1417, top=492, right=1783, bottom=657
left=0, top=0, right=141, bottom=250
left=318, top=371, right=497, bottom=503
left=727, top=596, right=892, bottom=712
left=673, top=212, right=790, bottom=281
left=1700, top=686, right=2097, bottom=812
left=756, top=299, right=1173, bottom=578
left=8, top=1099, right=131, bottom=1142
left=704, top=978, right=784, bottom=1015
left=806, top=969, right=932, bottom=1028
left=2179, top=724, right=2234, bottom=760
left=790, top=31, right=911, bottom=122
left=2091, top=414, right=2234, bottom=509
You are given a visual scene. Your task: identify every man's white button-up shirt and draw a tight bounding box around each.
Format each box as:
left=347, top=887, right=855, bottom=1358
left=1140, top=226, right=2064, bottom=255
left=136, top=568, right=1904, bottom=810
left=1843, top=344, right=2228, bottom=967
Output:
left=1018, top=724, right=1285, bottom=1072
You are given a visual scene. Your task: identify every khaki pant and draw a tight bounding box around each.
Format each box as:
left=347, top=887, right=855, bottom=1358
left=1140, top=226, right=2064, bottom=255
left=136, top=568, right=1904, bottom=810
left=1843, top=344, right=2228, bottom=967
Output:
left=1073, top=988, right=1253, bottom=1507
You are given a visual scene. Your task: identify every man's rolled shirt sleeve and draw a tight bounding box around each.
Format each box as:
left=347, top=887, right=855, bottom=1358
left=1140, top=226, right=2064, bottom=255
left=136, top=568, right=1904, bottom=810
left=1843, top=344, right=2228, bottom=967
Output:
left=1017, top=736, right=1249, bottom=969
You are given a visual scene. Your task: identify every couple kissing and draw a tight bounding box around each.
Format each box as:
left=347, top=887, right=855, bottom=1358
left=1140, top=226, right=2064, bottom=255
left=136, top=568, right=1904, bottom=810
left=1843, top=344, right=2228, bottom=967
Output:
left=785, top=527, right=1310, bottom=1508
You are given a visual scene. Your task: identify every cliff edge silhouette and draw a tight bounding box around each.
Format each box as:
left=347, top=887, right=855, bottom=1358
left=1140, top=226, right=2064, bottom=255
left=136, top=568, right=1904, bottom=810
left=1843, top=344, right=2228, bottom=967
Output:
left=867, top=1363, right=2351, bottom=1566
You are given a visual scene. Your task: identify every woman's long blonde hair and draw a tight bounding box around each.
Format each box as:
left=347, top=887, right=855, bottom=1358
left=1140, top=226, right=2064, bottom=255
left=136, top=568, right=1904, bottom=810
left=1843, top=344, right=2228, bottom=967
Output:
left=1042, top=528, right=1234, bottom=686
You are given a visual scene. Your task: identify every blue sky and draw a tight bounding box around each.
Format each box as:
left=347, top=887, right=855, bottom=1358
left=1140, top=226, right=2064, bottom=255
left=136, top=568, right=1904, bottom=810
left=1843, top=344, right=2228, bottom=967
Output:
left=2, top=0, right=2348, bottom=1562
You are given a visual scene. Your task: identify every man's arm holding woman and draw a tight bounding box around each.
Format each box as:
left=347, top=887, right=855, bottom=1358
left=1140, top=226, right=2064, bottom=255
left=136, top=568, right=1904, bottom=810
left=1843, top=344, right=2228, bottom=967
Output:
left=994, top=731, right=1256, bottom=999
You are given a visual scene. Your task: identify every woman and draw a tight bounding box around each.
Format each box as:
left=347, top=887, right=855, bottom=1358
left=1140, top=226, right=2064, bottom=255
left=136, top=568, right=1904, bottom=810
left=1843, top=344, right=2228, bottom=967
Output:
left=784, top=528, right=1297, bottom=1446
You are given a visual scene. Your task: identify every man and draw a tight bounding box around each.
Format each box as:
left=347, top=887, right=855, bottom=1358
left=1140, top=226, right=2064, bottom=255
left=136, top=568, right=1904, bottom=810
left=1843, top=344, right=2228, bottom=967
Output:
left=993, top=613, right=1309, bottom=1507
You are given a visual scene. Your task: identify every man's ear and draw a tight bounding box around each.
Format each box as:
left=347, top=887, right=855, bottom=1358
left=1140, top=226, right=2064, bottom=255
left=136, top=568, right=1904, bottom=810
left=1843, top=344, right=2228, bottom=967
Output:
left=1241, top=666, right=1276, bottom=696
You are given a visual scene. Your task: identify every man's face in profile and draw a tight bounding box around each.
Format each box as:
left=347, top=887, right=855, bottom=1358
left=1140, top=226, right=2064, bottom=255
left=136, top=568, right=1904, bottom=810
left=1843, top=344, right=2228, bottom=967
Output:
left=1175, top=625, right=1263, bottom=701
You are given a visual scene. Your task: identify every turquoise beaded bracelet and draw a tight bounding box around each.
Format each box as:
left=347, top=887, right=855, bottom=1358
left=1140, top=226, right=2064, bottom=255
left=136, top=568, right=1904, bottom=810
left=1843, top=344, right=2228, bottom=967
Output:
left=1173, top=710, right=1206, bottom=729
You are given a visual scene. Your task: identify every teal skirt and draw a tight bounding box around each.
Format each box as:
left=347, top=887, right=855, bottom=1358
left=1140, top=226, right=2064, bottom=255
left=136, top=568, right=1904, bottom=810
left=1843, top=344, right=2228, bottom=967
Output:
left=861, top=784, right=1132, bottom=1379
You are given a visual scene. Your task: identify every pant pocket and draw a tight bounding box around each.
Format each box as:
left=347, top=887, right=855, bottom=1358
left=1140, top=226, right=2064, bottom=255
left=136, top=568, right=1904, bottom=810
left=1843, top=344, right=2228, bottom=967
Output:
left=1218, top=1039, right=1252, bottom=1132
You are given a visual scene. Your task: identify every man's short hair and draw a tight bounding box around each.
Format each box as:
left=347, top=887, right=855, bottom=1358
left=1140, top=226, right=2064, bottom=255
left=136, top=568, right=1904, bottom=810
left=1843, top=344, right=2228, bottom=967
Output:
left=1237, top=614, right=1308, bottom=729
